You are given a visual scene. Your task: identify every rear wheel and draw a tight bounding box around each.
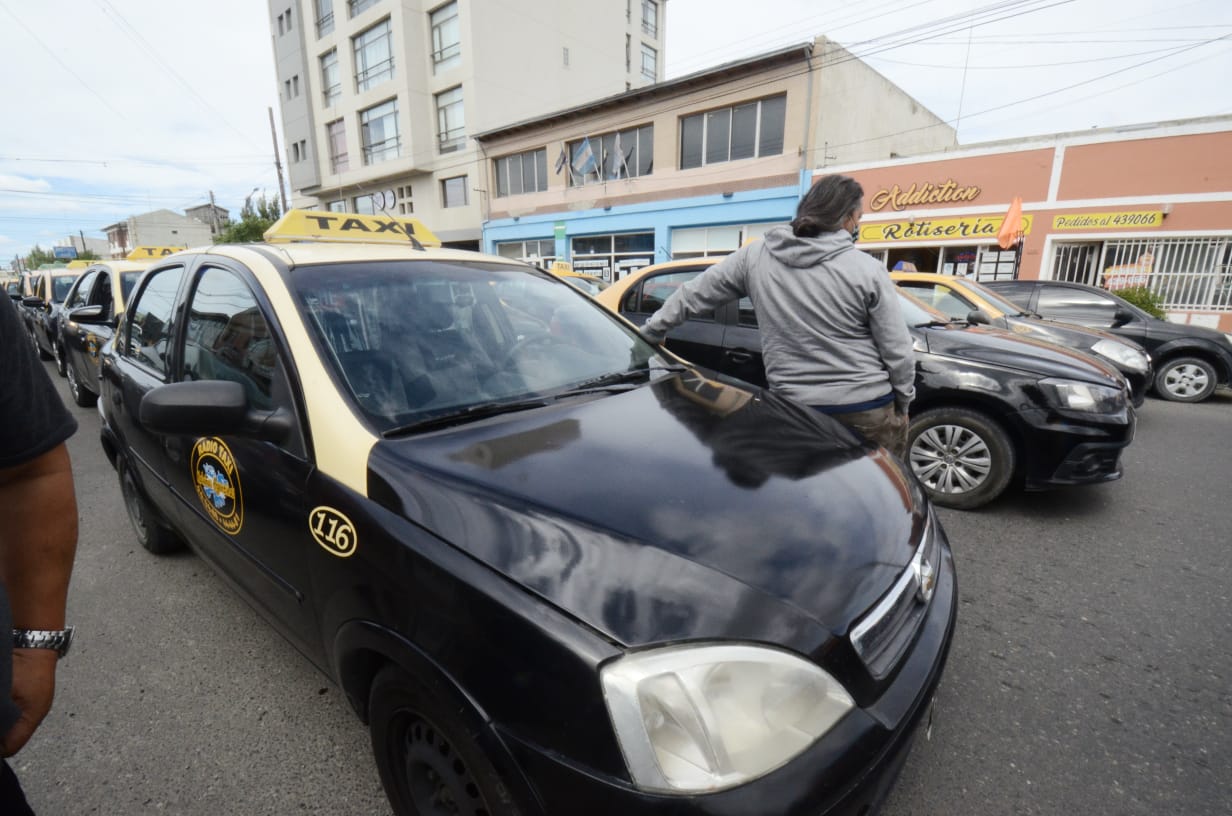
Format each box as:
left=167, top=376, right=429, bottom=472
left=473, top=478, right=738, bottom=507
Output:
left=908, top=407, right=1015, bottom=510
left=66, top=363, right=97, bottom=407
left=118, top=459, right=182, bottom=554
left=1153, top=356, right=1217, bottom=403
left=31, top=328, right=51, bottom=360
left=369, top=665, right=521, bottom=816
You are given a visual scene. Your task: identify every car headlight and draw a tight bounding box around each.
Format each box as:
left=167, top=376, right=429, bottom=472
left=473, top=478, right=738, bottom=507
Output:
left=1040, top=378, right=1125, bottom=413
left=1091, top=338, right=1149, bottom=373
left=601, top=643, right=854, bottom=794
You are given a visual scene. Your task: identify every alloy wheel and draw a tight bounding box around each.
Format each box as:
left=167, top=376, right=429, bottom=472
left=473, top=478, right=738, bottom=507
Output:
left=910, top=424, right=992, bottom=495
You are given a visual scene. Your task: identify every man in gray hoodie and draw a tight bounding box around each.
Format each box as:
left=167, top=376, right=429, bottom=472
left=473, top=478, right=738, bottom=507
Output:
left=640, top=174, right=916, bottom=459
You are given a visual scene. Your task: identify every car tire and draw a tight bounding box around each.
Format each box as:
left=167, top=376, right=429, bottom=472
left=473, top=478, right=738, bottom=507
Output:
left=908, top=407, right=1015, bottom=510
left=1152, top=356, right=1217, bottom=403
left=66, top=364, right=97, bottom=408
left=119, top=459, right=182, bottom=554
left=53, top=339, right=67, bottom=377
left=369, top=664, right=522, bottom=816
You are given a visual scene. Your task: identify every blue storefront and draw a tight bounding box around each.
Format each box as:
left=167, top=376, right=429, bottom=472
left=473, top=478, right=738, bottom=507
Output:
left=482, top=171, right=813, bottom=280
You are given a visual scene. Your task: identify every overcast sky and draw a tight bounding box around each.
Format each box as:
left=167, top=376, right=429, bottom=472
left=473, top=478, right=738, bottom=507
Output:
left=2, top=0, right=1229, bottom=265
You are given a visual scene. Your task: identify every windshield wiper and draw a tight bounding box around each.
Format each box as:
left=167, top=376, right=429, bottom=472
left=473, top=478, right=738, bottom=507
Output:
left=556, top=364, right=689, bottom=396
left=913, top=319, right=954, bottom=328
left=383, top=397, right=554, bottom=437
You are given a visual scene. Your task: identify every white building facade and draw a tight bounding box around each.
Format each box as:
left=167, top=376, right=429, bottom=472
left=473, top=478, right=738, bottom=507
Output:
left=100, top=210, right=214, bottom=259
left=269, top=0, right=667, bottom=247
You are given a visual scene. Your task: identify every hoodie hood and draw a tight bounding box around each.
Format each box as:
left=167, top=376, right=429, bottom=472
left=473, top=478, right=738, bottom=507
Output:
left=763, top=225, right=855, bottom=269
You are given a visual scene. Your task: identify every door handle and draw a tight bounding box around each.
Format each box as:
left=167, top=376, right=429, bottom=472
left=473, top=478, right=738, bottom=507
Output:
left=725, top=350, right=753, bottom=364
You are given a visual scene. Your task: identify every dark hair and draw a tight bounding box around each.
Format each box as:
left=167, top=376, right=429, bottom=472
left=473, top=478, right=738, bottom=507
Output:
left=791, top=174, right=863, bottom=238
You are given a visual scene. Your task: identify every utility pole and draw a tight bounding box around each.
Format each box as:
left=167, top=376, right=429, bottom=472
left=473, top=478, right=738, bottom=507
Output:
left=208, top=190, right=220, bottom=234
left=269, top=107, right=288, bottom=214
left=78, top=230, right=86, bottom=254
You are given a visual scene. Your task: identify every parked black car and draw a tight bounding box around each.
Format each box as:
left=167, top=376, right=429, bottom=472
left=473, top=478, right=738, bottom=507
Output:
left=984, top=279, right=1232, bottom=403
left=96, top=212, right=956, bottom=816
left=58, top=259, right=150, bottom=407
left=22, top=268, right=81, bottom=376
left=891, top=273, right=1153, bottom=406
left=599, top=259, right=1136, bottom=510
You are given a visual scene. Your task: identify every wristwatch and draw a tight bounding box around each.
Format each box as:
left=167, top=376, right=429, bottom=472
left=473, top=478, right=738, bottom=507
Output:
left=12, top=627, right=75, bottom=658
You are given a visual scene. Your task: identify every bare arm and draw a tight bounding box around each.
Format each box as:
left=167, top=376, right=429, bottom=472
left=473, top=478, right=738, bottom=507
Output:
left=0, top=443, right=77, bottom=756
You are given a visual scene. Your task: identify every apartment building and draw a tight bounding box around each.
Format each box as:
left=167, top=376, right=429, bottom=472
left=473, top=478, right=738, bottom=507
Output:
left=477, top=36, right=957, bottom=276
left=269, top=0, right=667, bottom=247
left=100, top=210, right=212, bottom=259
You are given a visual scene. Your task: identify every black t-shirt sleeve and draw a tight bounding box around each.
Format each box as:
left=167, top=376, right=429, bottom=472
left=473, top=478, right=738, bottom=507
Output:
left=0, top=294, right=78, bottom=467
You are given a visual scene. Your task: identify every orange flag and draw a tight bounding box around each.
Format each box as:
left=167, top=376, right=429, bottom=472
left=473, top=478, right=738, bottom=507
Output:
left=997, top=196, right=1023, bottom=250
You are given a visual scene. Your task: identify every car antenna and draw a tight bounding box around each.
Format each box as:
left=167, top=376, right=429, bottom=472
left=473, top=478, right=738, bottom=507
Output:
left=371, top=188, right=425, bottom=251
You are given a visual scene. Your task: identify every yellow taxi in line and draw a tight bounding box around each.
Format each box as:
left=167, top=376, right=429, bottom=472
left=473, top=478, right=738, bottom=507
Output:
left=58, top=247, right=184, bottom=406
left=889, top=271, right=1152, bottom=405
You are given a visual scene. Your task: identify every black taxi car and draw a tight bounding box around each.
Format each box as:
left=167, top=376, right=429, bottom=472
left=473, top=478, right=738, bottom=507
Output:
left=23, top=265, right=83, bottom=374
left=597, top=258, right=1136, bottom=510
left=57, top=249, right=181, bottom=407
left=98, top=211, right=956, bottom=816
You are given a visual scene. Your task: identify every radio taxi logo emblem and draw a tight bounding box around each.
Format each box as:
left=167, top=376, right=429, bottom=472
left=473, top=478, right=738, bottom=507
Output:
left=191, top=437, right=243, bottom=535
left=309, top=506, right=358, bottom=557
left=86, top=334, right=101, bottom=359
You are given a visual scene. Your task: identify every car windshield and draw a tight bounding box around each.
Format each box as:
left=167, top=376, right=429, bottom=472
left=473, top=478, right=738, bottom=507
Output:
left=291, top=259, right=668, bottom=433
left=896, top=289, right=952, bottom=326
left=961, top=279, right=1034, bottom=315
left=120, top=271, right=143, bottom=304
left=52, top=275, right=77, bottom=302
left=562, top=275, right=610, bottom=296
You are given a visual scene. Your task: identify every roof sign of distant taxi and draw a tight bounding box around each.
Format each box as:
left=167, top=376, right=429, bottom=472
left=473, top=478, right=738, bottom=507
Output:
left=125, top=246, right=187, bottom=260
left=264, top=209, right=441, bottom=248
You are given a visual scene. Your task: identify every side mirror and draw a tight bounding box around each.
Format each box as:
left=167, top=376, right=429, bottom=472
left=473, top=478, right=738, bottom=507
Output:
left=140, top=380, right=293, bottom=443
left=69, top=305, right=109, bottom=325
left=966, top=308, right=992, bottom=326
left=22, top=295, right=45, bottom=309
left=1112, top=306, right=1134, bottom=327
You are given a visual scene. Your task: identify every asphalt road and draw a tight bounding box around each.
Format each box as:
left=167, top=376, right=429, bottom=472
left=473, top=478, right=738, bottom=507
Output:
left=13, top=363, right=1232, bottom=815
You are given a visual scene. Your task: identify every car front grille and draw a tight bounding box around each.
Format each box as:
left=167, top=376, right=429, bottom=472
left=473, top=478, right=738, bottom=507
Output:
left=849, top=517, right=940, bottom=680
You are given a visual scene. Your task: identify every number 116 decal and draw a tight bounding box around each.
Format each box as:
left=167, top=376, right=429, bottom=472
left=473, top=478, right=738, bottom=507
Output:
left=310, top=506, right=358, bottom=557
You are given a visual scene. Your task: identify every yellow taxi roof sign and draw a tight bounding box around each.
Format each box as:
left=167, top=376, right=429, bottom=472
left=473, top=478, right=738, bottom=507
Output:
left=263, top=209, right=441, bottom=248
left=65, top=260, right=93, bottom=268
left=549, top=260, right=573, bottom=274
left=126, top=246, right=186, bottom=261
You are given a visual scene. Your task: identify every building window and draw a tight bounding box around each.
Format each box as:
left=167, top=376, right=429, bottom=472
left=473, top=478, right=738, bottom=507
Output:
left=441, top=176, right=468, bottom=208
left=321, top=50, right=341, bottom=107
left=326, top=118, right=349, bottom=172
left=291, top=142, right=300, bottom=163
left=680, top=94, right=786, bottom=169
left=286, top=6, right=292, bottom=30
left=354, top=19, right=394, bottom=91
left=353, top=193, right=377, bottom=214
left=397, top=184, right=414, bottom=215
left=435, top=86, right=465, bottom=153
left=566, top=124, right=653, bottom=187
left=298, top=139, right=307, bottom=162
left=497, top=239, right=556, bottom=269
left=327, top=199, right=347, bottom=212
left=277, top=11, right=285, bottom=35
left=285, top=79, right=292, bottom=99
left=640, top=44, right=657, bottom=81
left=360, top=99, right=400, bottom=164
left=315, top=0, right=334, bottom=37
left=348, top=0, right=378, bottom=18
left=430, top=2, right=461, bottom=73
left=494, top=149, right=548, bottom=197
left=641, top=0, right=658, bottom=37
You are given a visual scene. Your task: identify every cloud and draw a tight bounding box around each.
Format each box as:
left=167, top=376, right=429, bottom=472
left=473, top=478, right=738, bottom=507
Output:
left=0, top=174, right=52, bottom=194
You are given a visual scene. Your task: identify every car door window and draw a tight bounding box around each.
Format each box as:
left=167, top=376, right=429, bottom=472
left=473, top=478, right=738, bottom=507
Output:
left=1037, top=287, right=1119, bottom=327
left=623, top=270, right=715, bottom=321
left=65, top=270, right=99, bottom=311
left=737, top=296, right=758, bottom=327
left=88, top=271, right=115, bottom=317
left=123, top=265, right=185, bottom=375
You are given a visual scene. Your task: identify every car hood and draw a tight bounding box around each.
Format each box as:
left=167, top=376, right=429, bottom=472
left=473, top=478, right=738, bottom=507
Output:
left=1003, top=315, right=1138, bottom=353
left=1145, top=316, right=1232, bottom=347
left=918, top=323, right=1124, bottom=386
left=368, top=371, right=927, bottom=650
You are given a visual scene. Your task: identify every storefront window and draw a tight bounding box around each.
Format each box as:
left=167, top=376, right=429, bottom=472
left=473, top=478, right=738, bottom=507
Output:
left=569, top=233, right=654, bottom=282
left=497, top=239, right=556, bottom=269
